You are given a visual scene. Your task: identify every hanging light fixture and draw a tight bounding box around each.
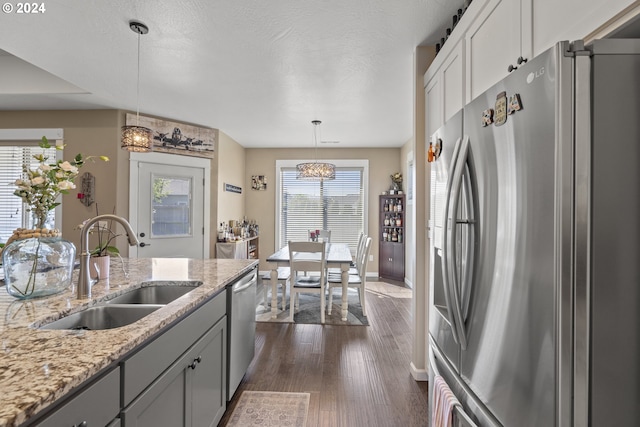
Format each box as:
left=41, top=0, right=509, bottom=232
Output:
left=121, top=20, right=153, bottom=152
left=296, top=120, right=336, bottom=180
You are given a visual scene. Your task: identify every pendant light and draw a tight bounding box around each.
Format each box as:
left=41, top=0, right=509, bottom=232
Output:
left=121, top=20, right=153, bottom=152
left=296, top=120, right=336, bottom=180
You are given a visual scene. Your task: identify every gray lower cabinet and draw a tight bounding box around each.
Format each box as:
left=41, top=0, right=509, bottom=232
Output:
left=36, top=367, right=120, bottom=427
left=120, top=290, right=228, bottom=427
left=120, top=316, right=226, bottom=427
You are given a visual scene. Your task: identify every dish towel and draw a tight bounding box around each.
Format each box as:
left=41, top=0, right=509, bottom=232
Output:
left=432, top=375, right=461, bottom=427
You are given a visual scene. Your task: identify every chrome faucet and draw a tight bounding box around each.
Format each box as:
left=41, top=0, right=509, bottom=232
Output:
left=77, top=214, right=139, bottom=299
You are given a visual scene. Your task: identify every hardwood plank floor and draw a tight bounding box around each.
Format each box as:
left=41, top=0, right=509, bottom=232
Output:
left=219, top=281, right=429, bottom=427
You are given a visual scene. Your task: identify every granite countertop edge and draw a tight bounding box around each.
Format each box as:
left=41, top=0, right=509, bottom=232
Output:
left=0, top=257, right=258, bottom=427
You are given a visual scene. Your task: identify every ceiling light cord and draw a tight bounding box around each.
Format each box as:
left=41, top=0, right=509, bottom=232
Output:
left=120, top=20, right=152, bottom=153
left=136, top=30, right=141, bottom=127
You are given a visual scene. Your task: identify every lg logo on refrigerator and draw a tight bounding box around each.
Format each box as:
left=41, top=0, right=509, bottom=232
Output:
left=526, top=67, right=545, bottom=84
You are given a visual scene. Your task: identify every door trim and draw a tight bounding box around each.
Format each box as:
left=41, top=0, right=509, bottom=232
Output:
left=129, top=152, right=211, bottom=258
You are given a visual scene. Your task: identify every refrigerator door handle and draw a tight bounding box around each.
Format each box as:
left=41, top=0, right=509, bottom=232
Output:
left=442, top=136, right=463, bottom=344
left=445, top=135, right=471, bottom=350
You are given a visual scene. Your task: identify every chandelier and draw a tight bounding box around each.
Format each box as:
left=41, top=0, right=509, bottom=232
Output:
left=296, top=120, right=336, bottom=180
left=121, top=20, right=153, bottom=152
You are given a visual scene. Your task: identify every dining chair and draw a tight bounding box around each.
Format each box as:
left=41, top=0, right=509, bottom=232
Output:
left=288, top=240, right=328, bottom=323
left=328, top=232, right=366, bottom=275
left=260, top=267, right=290, bottom=311
left=327, top=236, right=372, bottom=317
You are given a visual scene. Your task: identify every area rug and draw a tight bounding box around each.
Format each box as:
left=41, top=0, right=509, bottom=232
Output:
left=256, top=286, right=369, bottom=325
left=226, top=391, right=310, bottom=427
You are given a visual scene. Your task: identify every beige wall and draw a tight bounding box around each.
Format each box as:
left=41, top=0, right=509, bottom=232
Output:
left=0, top=110, right=123, bottom=252
left=244, top=147, right=402, bottom=273
left=216, top=131, right=246, bottom=227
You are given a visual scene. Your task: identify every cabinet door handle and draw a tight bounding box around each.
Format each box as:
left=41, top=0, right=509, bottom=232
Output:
left=189, top=356, right=202, bottom=369
left=73, top=422, right=87, bottom=427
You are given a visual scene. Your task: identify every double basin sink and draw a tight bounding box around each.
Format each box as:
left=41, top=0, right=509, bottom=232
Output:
left=39, top=283, right=202, bottom=331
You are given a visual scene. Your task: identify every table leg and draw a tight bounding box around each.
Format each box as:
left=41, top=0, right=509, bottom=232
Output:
left=270, top=268, right=278, bottom=319
left=341, top=264, right=349, bottom=321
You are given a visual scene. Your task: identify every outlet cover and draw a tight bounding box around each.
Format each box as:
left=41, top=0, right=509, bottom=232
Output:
left=369, top=254, right=374, bottom=261
left=98, top=221, right=108, bottom=228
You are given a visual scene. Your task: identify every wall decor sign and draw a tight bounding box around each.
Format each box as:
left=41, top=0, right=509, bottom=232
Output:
left=251, top=175, right=267, bottom=190
left=126, top=113, right=216, bottom=159
left=225, top=183, right=242, bottom=194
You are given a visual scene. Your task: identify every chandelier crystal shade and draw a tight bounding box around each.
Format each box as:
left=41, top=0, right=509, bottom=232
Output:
left=121, top=20, right=153, bottom=153
left=296, top=120, right=336, bottom=181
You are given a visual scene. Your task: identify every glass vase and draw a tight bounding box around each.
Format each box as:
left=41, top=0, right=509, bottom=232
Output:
left=2, top=236, right=76, bottom=299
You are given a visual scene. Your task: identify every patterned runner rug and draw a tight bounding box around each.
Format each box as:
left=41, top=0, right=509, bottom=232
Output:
left=226, top=391, right=310, bottom=427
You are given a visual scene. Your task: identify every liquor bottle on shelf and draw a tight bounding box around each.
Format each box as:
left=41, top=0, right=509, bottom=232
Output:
left=392, top=228, right=398, bottom=242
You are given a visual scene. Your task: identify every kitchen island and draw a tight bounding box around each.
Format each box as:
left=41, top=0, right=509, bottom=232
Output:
left=0, top=257, right=257, bottom=427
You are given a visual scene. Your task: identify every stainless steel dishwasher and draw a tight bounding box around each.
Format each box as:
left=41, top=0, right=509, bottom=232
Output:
left=227, top=268, right=257, bottom=400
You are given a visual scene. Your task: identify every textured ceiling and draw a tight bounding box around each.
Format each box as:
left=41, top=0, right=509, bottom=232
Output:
left=0, top=0, right=459, bottom=148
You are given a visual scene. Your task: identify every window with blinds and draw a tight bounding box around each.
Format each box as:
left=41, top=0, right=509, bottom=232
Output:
left=0, top=144, right=58, bottom=243
left=278, top=166, right=365, bottom=252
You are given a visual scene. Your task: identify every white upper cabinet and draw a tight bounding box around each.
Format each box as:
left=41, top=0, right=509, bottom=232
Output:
left=465, top=0, right=532, bottom=102
left=424, top=38, right=465, bottom=138
left=532, top=0, right=636, bottom=56
left=442, top=40, right=466, bottom=124
left=425, top=69, right=442, bottom=139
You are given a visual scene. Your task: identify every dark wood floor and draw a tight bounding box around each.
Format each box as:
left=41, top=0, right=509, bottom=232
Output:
left=219, top=281, right=429, bottom=426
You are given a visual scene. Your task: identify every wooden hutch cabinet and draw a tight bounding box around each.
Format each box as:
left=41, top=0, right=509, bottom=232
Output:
left=379, top=194, right=405, bottom=281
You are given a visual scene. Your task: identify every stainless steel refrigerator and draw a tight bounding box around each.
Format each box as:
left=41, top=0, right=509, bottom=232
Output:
left=428, top=39, right=640, bottom=427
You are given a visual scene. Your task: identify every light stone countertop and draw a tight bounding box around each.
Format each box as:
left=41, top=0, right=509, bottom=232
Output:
left=0, top=257, right=258, bottom=427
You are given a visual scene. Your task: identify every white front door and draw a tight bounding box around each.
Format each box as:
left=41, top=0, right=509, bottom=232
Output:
left=129, top=152, right=210, bottom=259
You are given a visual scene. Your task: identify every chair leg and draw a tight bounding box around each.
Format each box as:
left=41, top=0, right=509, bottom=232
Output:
left=359, top=287, right=367, bottom=317
left=288, top=290, right=295, bottom=322
left=262, top=282, right=269, bottom=307
left=281, top=282, right=287, bottom=311
left=327, top=286, right=333, bottom=315
left=320, top=289, right=325, bottom=324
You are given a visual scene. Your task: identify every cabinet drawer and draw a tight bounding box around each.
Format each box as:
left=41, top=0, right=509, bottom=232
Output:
left=122, top=289, right=227, bottom=405
left=37, top=368, right=119, bottom=427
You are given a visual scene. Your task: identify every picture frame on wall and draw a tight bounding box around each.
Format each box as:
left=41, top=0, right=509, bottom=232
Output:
left=251, top=175, right=267, bottom=190
left=126, top=113, right=217, bottom=159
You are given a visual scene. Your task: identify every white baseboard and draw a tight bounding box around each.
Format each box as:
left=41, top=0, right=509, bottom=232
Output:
left=410, top=362, right=429, bottom=381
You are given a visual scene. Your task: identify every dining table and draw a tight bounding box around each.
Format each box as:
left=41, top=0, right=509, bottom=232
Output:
left=266, top=243, right=353, bottom=321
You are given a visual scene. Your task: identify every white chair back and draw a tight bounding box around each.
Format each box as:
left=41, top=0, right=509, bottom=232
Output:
left=288, top=240, right=328, bottom=323
left=289, top=241, right=327, bottom=279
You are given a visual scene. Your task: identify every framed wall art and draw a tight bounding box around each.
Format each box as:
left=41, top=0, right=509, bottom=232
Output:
left=251, top=175, right=267, bottom=190
left=126, top=113, right=217, bottom=159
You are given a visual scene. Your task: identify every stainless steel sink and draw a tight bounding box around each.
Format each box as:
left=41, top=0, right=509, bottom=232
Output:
left=39, top=305, right=162, bottom=330
left=105, top=283, right=201, bottom=305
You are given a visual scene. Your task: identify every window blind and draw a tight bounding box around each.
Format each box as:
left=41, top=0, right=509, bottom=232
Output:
left=0, top=144, right=57, bottom=242
left=278, top=166, right=364, bottom=252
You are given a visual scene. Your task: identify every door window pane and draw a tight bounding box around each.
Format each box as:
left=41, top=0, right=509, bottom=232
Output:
left=151, top=175, right=192, bottom=237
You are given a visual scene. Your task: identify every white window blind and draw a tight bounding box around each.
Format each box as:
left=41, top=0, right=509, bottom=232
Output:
left=278, top=166, right=364, bottom=252
left=0, top=144, right=57, bottom=242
